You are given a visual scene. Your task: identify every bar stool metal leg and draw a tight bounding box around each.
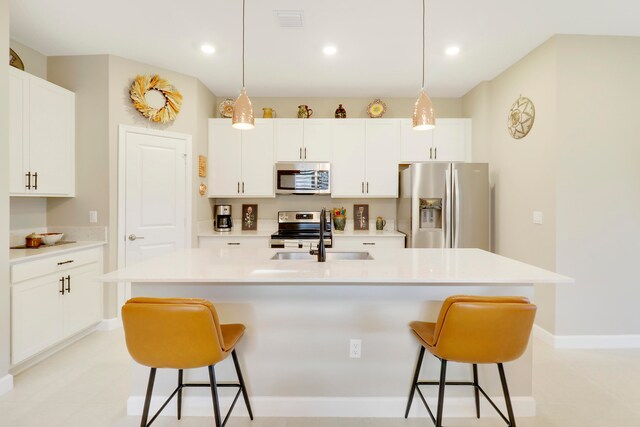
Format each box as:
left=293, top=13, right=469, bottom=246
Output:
left=497, top=363, right=516, bottom=427
left=435, top=359, right=448, bottom=427
left=177, top=369, right=184, bottom=420
left=232, top=349, right=254, bottom=420
left=405, top=346, right=426, bottom=418
left=472, top=364, right=480, bottom=419
left=140, top=368, right=157, bottom=427
left=208, top=365, right=223, bottom=427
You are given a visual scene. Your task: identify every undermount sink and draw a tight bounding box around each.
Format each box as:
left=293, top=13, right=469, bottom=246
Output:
left=271, top=251, right=374, bottom=261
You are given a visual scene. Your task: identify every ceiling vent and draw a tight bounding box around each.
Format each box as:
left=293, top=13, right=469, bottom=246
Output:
left=274, top=10, right=304, bottom=28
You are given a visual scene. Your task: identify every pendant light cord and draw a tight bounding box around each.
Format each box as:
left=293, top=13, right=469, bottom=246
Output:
left=242, top=0, right=246, bottom=88
left=422, top=0, right=425, bottom=89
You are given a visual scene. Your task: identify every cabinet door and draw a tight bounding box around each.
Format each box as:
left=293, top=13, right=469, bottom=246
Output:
left=28, top=76, right=75, bottom=196
left=62, top=263, right=102, bottom=337
left=275, top=119, right=304, bottom=161
left=432, top=119, right=471, bottom=162
left=9, top=68, right=29, bottom=194
left=365, top=120, right=400, bottom=197
left=11, top=276, right=64, bottom=364
left=400, top=118, right=434, bottom=162
left=303, top=120, right=333, bottom=161
left=241, top=120, right=274, bottom=197
left=331, top=120, right=366, bottom=197
left=209, top=119, right=243, bottom=197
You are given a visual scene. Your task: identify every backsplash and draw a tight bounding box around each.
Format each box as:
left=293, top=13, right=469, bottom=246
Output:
left=10, top=226, right=107, bottom=247
left=10, top=198, right=47, bottom=231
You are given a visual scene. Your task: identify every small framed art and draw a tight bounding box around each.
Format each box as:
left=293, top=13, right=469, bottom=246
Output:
left=242, top=204, right=258, bottom=231
left=353, top=204, right=369, bottom=231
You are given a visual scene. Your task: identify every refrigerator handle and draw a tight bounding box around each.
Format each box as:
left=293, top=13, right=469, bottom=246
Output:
left=453, top=168, right=461, bottom=248
left=444, top=170, right=452, bottom=248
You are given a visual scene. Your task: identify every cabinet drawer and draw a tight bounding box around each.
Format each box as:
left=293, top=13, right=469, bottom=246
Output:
left=333, top=236, right=405, bottom=250
left=198, top=236, right=269, bottom=249
left=11, top=247, right=102, bottom=284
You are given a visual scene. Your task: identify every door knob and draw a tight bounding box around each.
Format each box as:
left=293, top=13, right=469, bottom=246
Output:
left=128, top=234, right=144, bottom=241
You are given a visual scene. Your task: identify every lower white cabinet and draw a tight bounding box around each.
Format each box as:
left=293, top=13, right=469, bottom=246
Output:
left=332, top=235, right=405, bottom=250
left=11, top=246, right=103, bottom=365
left=198, top=236, right=270, bottom=249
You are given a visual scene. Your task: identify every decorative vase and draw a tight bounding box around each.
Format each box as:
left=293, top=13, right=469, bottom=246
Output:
left=376, top=216, right=387, bottom=230
left=333, top=216, right=346, bottom=231
left=335, top=104, right=347, bottom=118
left=262, top=107, right=275, bottom=118
left=297, top=105, right=313, bottom=118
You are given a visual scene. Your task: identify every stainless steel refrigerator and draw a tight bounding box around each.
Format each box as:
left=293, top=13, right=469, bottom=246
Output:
left=397, top=163, right=490, bottom=250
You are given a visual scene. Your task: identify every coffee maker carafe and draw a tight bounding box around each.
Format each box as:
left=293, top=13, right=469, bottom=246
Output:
left=214, top=205, right=233, bottom=231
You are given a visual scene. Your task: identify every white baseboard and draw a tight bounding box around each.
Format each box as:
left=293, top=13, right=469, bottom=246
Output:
left=0, top=374, right=14, bottom=396
left=128, top=395, right=535, bottom=418
left=96, top=317, right=122, bottom=331
left=533, top=325, right=640, bottom=349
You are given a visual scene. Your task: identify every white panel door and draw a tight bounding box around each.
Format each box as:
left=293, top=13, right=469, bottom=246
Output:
left=400, top=118, right=434, bottom=162
left=432, top=118, right=470, bottom=162
left=275, top=119, right=304, bottom=161
left=124, top=129, right=188, bottom=267
left=365, top=120, right=400, bottom=197
left=303, top=119, right=333, bottom=161
left=9, top=68, right=29, bottom=194
left=241, top=119, right=274, bottom=197
left=331, top=120, right=366, bottom=197
left=209, top=120, right=242, bottom=196
left=28, top=76, right=75, bottom=195
left=62, top=263, right=102, bottom=337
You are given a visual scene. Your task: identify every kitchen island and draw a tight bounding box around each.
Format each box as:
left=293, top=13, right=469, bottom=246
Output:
left=101, top=247, right=571, bottom=419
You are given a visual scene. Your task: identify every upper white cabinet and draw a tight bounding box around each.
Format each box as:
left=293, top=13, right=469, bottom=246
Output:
left=400, top=118, right=471, bottom=163
left=275, top=119, right=332, bottom=162
left=208, top=119, right=275, bottom=198
left=331, top=119, right=400, bottom=198
left=9, top=67, right=75, bottom=197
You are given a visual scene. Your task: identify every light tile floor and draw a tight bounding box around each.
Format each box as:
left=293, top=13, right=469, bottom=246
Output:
left=0, top=329, right=639, bottom=426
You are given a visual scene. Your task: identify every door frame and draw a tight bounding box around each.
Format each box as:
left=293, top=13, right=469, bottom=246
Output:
left=116, top=125, right=193, bottom=310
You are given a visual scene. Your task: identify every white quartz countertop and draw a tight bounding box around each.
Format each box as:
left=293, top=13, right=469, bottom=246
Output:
left=332, top=229, right=405, bottom=238
left=197, top=228, right=404, bottom=238
left=99, top=247, right=572, bottom=285
left=10, top=241, right=106, bottom=264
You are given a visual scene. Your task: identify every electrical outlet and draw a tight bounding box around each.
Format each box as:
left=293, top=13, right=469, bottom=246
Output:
left=89, top=211, right=98, bottom=223
left=350, top=339, right=362, bottom=358
left=532, top=211, right=543, bottom=225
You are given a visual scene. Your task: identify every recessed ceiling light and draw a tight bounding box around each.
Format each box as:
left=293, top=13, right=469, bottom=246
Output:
left=323, top=46, right=337, bottom=56
left=200, top=44, right=216, bottom=55
left=445, top=46, right=460, bottom=56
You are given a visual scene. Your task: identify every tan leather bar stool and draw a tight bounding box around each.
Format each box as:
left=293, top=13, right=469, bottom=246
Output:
left=404, top=295, right=536, bottom=427
left=122, top=297, right=253, bottom=427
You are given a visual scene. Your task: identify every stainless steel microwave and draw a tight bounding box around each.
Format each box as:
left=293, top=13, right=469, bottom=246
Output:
left=275, top=162, right=331, bottom=195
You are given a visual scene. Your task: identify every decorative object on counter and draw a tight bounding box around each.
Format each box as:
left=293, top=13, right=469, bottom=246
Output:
left=335, top=104, right=347, bottom=118
left=218, top=98, right=235, bottom=118
left=242, top=204, right=258, bottom=230
left=367, top=99, right=387, bottom=118
left=354, top=204, right=369, bottom=231
left=508, top=95, right=535, bottom=139
left=9, top=48, right=24, bottom=70
left=297, top=105, right=314, bottom=118
left=199, top=182, right=207, bottom=196
left=11, top=240, right=76, bottom=250
left=41, top=233, right=64, bottom=246
left=232, top=0, right=255, bottom=130
left=262, top=107, right=276, bottom=118
left=130, top=74, right=183, bottom=124
left=376, top=216, right=387, bottom=231
left=333, top=207, right=346, bottom=231
left=412, top=0, right=436, bottom=130
left=25, top=232, right=43, bottom=248
left=198, top=155, right=207, bottom=177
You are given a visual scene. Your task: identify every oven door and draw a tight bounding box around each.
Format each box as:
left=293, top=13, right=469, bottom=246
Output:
left=275, top=163, right=331, bottom=195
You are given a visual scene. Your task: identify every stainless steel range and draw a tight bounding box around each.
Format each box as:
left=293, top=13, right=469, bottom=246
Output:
left=270, top=211, right=332, bottom=249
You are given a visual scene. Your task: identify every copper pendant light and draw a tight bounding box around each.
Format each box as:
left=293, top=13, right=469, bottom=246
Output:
left=232, top=0, right=255, bottom=130
left=413, top=0, right=435, bottom=131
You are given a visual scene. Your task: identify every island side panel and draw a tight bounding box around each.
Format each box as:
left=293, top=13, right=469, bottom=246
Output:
left=128, top=282, right=535, bottom=418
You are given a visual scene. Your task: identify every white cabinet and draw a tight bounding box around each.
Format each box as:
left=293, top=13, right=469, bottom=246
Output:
left=400, top=118, right=471, bottom=162
left=9, top=67, right=75, bottom=197
left=11, top=246, right=103, bottom=364
left=275, top=119, right=332, bottom=162
left=198, top=236, right=269, bottom=249
left=333, top=235, right=405, bottom=250
left=208, top=119, right=274, bottom=198
left=332, top=119, right=400, bottom=198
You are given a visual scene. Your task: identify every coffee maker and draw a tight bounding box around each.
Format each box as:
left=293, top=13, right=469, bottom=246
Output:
left=214, top=205, right=233, bottom=232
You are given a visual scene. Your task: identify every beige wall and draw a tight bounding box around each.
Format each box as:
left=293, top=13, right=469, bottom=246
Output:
left=1, top=0, right=11, bottom=384
left=10, top=39, right=46, bottom=80
left=462, top=39, right=558, bottom=332
left=215, top=97, right=462, bottom=119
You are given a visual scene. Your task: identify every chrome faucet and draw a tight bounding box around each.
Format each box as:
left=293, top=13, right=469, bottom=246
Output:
left=310, top=208, right=327, bottom=262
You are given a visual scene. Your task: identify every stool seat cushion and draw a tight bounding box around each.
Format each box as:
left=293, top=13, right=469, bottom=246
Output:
left=221, top=324, right=246, bottom=351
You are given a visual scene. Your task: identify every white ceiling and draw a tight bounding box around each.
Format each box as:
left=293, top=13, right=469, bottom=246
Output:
left=9, top=0, right=640, bottom=98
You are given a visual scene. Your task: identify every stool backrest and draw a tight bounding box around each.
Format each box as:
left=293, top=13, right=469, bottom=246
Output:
left=433, top=295, right=536, bottom=363
left=122, top=297, right=227, bottom=369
